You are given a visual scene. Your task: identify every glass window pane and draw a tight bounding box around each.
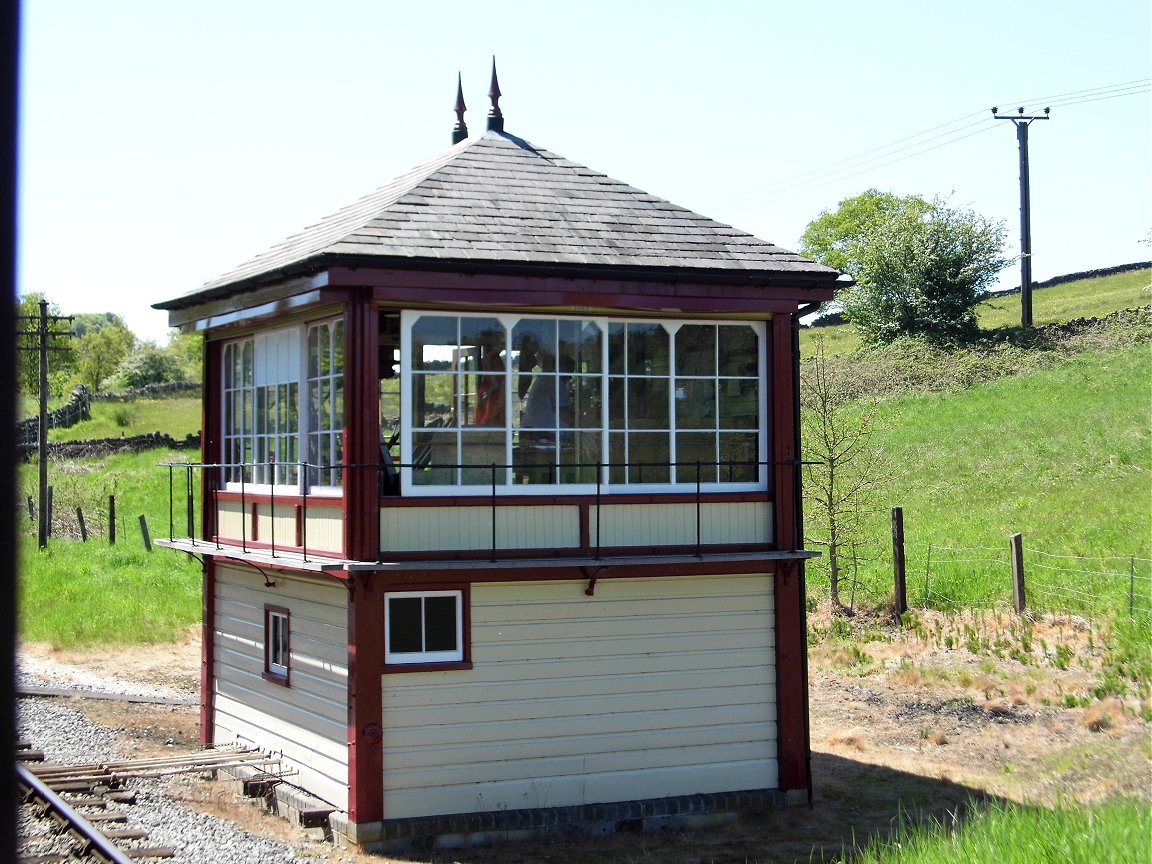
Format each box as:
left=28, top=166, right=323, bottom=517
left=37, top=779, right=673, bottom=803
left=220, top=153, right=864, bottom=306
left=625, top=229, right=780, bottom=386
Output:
left=628, top=432, right=670, bottom=483
left=675, top=379, right=716, bottom=430
left=423, top=597, right=458, bottom=652
left=413, top=372, right=453, bottom=428
left=516, top=429, right=556, bottom=485
left=607, top=323, right=627, bottom=375
left=560, top=320, right=602, bottom=374
left=569, top=375, right=601, bottom=429
left=718, top=378, right=759, bottom=430
left=608, top=431, right=627, bottom=484
left=626, top=322, right=669, bottom=376
left=718, top=325, right=758, bottom=376
left=558, top=430, right=601, bottom=484
left=627, top=379, right=669, bottom=429
left=413, top=429, right=458, bottom=486
left=411, top=316, right=458, bottom=371
left=388, top=597, right=423, bottom=653
left=719, top=432, right=759, bottom=482
left=676, top=431, right=718, bottom=483
left=675, top=325, right=716, bottom=376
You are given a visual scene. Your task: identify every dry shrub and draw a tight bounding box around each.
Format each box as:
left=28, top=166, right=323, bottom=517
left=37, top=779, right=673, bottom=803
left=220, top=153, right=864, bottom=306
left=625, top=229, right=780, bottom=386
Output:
left=927, top=731, right=949, bottom=746
left=826, top=730, right=867, bottom=751
left=1083, top=699, right=1125, bottom=733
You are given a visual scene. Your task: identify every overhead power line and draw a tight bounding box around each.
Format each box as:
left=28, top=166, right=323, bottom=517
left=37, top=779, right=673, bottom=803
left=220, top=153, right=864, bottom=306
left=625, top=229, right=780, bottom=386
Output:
left=705, top=78, right=1148, bottom=211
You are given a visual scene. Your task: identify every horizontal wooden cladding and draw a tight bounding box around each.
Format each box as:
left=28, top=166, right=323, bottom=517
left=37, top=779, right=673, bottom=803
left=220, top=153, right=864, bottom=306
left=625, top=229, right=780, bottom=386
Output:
left=212, top=565, right=350, bottom=810
left=380, top=574, right=777, bottom=819
left=379, top=499, right=771, bottom=557
left=329, top=265, right=837, bottom=315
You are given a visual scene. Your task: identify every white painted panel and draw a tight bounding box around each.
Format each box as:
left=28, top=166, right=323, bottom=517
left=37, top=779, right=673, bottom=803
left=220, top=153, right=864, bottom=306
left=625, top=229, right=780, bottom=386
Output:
left=381, top=573, right=778, bottom=819
left=381, top=505, right=581, bottom=553
left=590, top=501, right=772, bottom=547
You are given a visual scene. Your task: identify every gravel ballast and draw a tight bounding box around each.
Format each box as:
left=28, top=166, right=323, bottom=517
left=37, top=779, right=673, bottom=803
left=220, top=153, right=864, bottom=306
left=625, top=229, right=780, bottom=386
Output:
left=17, top=658, right=307, bottom=864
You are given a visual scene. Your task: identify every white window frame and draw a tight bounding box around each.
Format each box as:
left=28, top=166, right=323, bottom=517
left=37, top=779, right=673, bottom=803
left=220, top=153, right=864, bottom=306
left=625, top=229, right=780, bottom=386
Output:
left=400, top=311, right=767, bottom=496
left=220, top=318, right=344, bottom=496
left=384, top=590, right=464, bottom=665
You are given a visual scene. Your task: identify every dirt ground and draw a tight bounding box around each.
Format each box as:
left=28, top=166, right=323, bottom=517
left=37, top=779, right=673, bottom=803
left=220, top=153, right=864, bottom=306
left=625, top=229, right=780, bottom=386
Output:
left=20, top=608, right=1152, bottom=864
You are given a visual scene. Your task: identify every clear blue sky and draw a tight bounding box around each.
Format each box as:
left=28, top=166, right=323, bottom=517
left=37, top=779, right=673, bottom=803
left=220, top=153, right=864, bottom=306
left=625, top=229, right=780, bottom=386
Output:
left=18, top=0, right=1151, bottom=343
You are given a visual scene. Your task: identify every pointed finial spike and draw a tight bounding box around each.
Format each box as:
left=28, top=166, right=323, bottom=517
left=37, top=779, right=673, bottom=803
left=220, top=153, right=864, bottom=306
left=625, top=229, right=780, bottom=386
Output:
left=452, top=71, right=469, bottom=144
left=486, top=56, right=504, bottom=132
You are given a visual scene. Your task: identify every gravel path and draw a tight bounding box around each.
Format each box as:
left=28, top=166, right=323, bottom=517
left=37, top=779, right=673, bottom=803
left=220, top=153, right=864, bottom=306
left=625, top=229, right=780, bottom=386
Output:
left=17, top=657, right=307, bottom=864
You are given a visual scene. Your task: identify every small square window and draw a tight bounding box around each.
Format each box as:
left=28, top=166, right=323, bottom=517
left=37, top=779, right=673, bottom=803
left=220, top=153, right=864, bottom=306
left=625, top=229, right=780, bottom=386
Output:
left=385, top=591, right=464, bottom=665
left=264, top=605, right=290, bottom=685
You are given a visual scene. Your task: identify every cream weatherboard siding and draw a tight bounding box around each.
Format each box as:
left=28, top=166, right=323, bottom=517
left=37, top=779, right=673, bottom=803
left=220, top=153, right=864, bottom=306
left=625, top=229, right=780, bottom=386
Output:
left=380, top=573, right=776, bottom=820
left=212, top=565, right=350, bottom=810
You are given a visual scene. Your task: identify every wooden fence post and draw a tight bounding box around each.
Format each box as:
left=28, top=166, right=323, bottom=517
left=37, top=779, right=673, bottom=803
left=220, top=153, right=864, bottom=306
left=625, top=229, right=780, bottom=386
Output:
left=46, top=485, right=53, bottom=538
left=76, top=507, right=87, bottom=542
left=1010, top=532, right=1026, bottom=614
left=139, top=515, right=152, bottom=552
left=108, top=495, right=116, bottom=545
left=892, top=506, right=907, bottom=618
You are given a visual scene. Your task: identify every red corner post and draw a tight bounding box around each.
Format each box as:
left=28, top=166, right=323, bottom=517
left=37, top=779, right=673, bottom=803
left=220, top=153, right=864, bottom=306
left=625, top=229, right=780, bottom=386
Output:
left=341, top=297, right=385, bottom=826
left=770, top=312, right=811, bottom=797
left=347, top=572, right=385, bottom=826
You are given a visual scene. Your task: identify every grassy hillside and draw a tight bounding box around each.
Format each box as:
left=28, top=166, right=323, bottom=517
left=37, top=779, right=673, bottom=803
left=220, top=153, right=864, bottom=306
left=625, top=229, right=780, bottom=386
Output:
left=801, top=266, right=1151, bottom=357
left=45, top=396, right=202, bottom=441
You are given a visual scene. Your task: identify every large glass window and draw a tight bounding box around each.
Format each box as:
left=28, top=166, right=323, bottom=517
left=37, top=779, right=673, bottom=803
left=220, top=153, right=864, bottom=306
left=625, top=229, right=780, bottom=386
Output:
left=403, top=312, right=763, bottom=493
left=221, top=318, right=344, bottom=492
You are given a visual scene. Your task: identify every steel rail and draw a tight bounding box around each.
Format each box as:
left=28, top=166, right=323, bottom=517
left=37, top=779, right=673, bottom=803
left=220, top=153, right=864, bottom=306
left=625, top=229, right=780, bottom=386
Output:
left=16, top=761, right=137, bottom=864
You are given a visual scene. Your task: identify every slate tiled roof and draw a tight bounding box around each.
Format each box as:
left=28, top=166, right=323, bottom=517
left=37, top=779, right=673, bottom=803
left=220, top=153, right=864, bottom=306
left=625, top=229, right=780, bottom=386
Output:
left=166, top=130, right=837, bottom=304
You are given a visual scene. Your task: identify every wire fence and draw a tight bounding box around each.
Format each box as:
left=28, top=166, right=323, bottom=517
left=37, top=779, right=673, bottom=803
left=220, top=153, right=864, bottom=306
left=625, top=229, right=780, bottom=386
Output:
left=806, top=535, right=1151, bottom=620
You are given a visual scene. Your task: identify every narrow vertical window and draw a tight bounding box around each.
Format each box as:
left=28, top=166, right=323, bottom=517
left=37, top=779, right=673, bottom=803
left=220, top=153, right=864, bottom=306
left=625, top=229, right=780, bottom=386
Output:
left=264, top=605, right=290, bottom=685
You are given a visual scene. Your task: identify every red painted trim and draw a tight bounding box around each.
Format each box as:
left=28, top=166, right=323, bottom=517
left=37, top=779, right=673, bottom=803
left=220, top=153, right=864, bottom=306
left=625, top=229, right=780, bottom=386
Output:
left=774, top=559, right=808, bottom=791
left=346, top=572, right=384, bottom=825
left=381, top=662, right=474, bottom=674
left=214, top=491, right=342, bottom=508
left=769, top=312, right=810, bottom=793
left=200, top=559, right=216, bottom=747
left=202, top=341, right=223, bottom=540
left=326, top=265, right=838, bottom=312
left=343, top=299, right=380, bottom=561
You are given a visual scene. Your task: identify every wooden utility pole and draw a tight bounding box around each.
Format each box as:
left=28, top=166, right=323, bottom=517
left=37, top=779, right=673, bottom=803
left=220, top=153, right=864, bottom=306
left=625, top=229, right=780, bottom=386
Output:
left=992, top=107, right=1050, bottom=328
left=16, top=300, right=74, bottom=547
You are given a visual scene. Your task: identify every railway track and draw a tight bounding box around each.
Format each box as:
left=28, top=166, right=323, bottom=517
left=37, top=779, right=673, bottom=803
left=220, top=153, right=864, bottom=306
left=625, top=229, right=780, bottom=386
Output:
left=16, top=739, right=281, bottom=863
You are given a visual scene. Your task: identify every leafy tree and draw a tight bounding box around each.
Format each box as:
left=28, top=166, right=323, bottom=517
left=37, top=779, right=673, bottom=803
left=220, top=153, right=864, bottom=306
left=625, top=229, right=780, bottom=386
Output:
left=72, top=311, right=128, bottom=339
left=75, top=324, right=136, bottom=391
left=800, top=189, right=932, bottom=274
left=801, top=190, right=1010, bottom=344
left=165, top=330, right=204, bottom=382
left=110, top=341, right=184, bottom=389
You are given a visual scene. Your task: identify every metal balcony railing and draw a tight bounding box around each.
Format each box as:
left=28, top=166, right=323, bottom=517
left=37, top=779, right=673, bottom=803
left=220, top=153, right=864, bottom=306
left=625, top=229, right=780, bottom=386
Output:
left=159, top=457, right=788, bottom=565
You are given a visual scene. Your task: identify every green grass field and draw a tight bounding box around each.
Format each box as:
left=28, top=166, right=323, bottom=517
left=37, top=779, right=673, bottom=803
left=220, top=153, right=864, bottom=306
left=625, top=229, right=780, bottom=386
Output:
left=855, top=797, right=1149, bottom=864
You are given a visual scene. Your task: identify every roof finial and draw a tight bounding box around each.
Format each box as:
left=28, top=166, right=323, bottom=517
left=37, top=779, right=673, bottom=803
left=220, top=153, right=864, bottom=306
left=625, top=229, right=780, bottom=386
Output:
left=486, top=56, right=504, bottom=132
left=452, top=72, right=468, bottom=144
